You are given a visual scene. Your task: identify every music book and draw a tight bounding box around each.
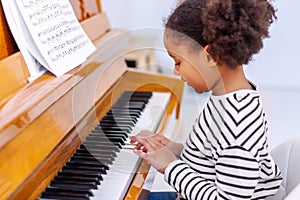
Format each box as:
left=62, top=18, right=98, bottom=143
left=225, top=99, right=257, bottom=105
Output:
left=1, top=0, right=96, bottom=81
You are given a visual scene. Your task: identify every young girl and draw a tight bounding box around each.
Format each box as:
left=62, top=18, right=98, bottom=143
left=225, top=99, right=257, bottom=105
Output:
left=130, top=0, right=283, bottom=199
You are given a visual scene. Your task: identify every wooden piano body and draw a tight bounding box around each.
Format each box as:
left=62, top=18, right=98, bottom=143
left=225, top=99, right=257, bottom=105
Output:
left=0, top=0, right=184, bottom=199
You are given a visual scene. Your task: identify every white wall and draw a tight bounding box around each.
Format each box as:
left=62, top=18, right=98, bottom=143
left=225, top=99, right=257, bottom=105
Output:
left=101, top=0, right=177, bottom=30
left=245, top=0, right=300, bottom=88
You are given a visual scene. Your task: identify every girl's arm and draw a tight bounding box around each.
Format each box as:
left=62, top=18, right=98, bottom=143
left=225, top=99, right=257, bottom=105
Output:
left=164, top=146, right=281, bottom=200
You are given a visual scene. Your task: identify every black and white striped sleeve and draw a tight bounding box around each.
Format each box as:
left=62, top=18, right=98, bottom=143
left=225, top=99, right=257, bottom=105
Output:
left=164, top=146, right=260, bottom=200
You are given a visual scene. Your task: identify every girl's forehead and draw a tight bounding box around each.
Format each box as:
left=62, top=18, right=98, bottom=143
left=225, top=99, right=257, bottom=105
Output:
left=164, top=37, right=202, bottom=61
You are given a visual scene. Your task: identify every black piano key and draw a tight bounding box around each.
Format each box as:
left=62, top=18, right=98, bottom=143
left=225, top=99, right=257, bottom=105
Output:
left=112, top=102, right=145, bottom=108
left=116, top=99, right=148, bottom=105
left=86, top=135, right=125, bottom=145
left=106, top=120, right=137, bottom=126
left=43, top=187, right=94, bottom=197
left=73, top=152, right=115, bottom=162
left=103, top=137, right=125, bottom=145
left=50, top=180, right=97, bottom=190
left=94, top=126, right=131, bottom=133
left=100, top=115, right=137, bottom=124
left=51, top=179, right=98, bottom=189
left=68, top=159, right=109, bottom=171
left=91, top=130, right=128, bottom=138
left=131, top=91, right=152, bottom=96
left=81, top=144, right=120, bottom=152
left=121, top=91, right=152, bottom=98
left=57, top=170, right=102, bottom=177
left=88, top=134, right=127, bottom=144
left=71, top=155, right=113, bottom=165
left=95, top=135, right=126, bottom=143
left=100, top=119, right=136, bottom=126
left=99, top=121, right=133, bottom=128
left=63, top=162, right=108, bottom=172
left=70, top=155, right=111, bottom=166
left=78, top=144, right=117, bottom=152
left=76, top=148, right=117, bottom=158
left=104, top=115, right=139, bottom=122
left=57, top=171, right=104, bottom=181
left=95, top=124, right=133, bottom=132
left=108, top=109, right=141, bottom=115
left=55, top=174, right=101, bottom=184
left=54, top=176, right=99, bottom=185
left=80, top=143, right=119, bottom=151
left=111, top=106, right=144, bottom=111
left=82, top=139, right=122, bottom=146
left=103, top=133, right=127, bottom=140
left=102, top=116, right=138, bottom=123
left=74, top=151, right=110, bottom=157
left=66, top=160, right=111, bottom=170
left=61, top=166, right=107, bottom=176
left=88, top=133, right=127, bottom=141
left=41, top=193, right=90, bottom=200
left=114, top=100, right=147, bottom=105
left=83, top=140, right=122, bottom=149
left=105, top=111, right=140, bottom=118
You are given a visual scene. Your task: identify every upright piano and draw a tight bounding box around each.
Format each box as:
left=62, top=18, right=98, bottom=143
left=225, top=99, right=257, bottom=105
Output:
left=0, top=0, right=184, bottom=199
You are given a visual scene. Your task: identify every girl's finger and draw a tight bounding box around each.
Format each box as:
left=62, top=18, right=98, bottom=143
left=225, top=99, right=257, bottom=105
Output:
left=145, top=137, right=164, bottom=151
left=129, top=136, right=137, bottom=144
left=131, top=137, right=153, bottom=152
left=134, top=143, right=144, bottom=151
left=133, top=149, right=148, bottom=160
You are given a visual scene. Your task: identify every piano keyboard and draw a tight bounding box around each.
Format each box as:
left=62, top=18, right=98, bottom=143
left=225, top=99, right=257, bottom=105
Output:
left=39, top=91, right=171, bottom=200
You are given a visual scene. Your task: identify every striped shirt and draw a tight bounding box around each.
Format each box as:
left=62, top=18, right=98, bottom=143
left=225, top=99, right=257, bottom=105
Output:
left=164, top=89, right=282, bottom=200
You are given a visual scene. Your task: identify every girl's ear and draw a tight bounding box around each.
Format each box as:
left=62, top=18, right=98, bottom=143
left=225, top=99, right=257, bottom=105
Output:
left=203, top=45, right=217, bottom=67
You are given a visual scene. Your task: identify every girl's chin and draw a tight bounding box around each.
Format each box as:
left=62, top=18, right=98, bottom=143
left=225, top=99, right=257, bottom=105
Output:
left=193, top=87, right=206, bottom=94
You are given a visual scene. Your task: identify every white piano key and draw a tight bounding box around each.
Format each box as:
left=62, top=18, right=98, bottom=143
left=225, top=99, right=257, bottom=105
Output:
left=131, top=92, right=171, bottom=135
left=91, top=149, right=140, bottom=199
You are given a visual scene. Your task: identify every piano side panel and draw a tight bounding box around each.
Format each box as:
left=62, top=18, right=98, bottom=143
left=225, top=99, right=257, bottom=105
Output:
left=0, top=52, right=29, bottom=108
left=0, top=1, right=18, bottom=60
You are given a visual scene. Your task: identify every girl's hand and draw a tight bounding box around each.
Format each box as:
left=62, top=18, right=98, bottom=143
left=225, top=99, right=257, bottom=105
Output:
left=132, top=136, right=177, bottom=174
left=130, top=130, right=171, bottom=152
left=130, top=130, right=184, bottom=157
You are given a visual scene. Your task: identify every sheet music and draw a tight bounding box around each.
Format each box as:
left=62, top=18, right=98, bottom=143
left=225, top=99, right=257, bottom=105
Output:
left=1, top=0, right=96, bottom=78
left=1, top=0, right=46, bottom=81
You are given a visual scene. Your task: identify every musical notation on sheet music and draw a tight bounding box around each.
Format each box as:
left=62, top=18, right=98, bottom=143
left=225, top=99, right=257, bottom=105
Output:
left=1, top=0, right=96, bottom=79
left=16, top=0, right=96, bottom=76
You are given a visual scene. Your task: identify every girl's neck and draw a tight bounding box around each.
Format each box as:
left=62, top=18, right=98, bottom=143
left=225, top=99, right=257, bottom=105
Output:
left=212, top=65, right=253, bottom=96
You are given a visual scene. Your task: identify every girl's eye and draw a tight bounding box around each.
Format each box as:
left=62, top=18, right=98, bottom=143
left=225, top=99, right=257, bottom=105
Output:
left=175, top=61, right=180, bottom=66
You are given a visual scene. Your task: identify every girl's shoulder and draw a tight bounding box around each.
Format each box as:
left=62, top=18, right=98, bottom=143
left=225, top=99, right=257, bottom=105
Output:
left=210, top=80, right=261, bottom=104
left=208, top=88, right=263, bottom=118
